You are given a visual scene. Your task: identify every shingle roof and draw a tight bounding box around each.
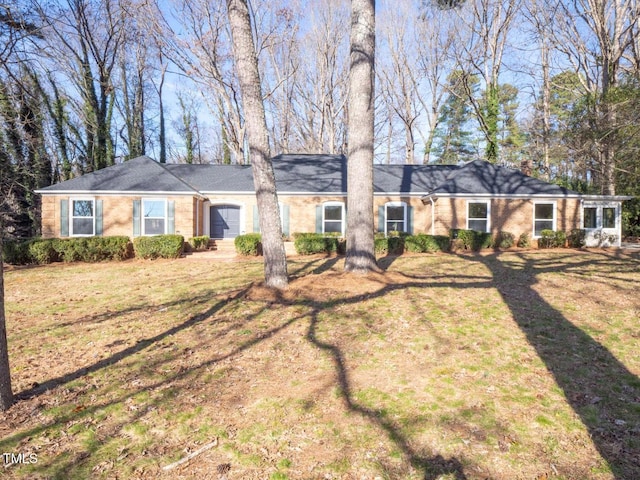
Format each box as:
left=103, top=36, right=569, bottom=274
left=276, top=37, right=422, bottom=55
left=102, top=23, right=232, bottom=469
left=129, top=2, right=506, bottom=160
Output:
left=428, top=160, right=579, bottom=196
left=38, top=156, right=199, bottom=194
left=37, top=154, right=581, bottom=197
left=373, top=164, right=458, bottom=193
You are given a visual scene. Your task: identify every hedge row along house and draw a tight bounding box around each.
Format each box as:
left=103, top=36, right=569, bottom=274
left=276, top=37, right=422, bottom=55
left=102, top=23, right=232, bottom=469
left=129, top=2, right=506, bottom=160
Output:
left=36, top=154, right=631, bottom=248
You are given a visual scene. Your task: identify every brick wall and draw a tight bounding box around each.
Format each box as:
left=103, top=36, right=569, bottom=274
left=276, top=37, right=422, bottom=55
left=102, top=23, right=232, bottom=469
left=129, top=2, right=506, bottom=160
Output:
left=426, top=197, right=582, bottom=238
left=41, top=194, right=197, bottom=239
left=41, top=192, right=583, bottom=242
left=40, top=195, right=58, bottom=238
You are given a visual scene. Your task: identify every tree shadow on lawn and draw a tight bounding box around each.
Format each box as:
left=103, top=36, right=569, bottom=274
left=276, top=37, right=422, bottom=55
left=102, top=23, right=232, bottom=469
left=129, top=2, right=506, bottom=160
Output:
left=468, top=251, right=640, bottom=479
left=2, top=283, right=307, bottom=477
left=6, top=251, right=639, bottom=478
left=306, top=299, right=469, bottom=480
left=7, top=260, right=483, bottom=479
left=15, top=283, right=258, bottom=399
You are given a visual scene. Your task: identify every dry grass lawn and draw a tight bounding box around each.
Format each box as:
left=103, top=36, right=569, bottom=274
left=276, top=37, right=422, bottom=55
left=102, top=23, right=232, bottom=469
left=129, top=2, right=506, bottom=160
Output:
left=1, top=249, right=639, bottom=480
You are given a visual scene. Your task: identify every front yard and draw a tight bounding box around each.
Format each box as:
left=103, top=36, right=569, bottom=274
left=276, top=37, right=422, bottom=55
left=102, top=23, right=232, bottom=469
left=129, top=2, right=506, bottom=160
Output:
left=1, top=250, right=639, bottom=479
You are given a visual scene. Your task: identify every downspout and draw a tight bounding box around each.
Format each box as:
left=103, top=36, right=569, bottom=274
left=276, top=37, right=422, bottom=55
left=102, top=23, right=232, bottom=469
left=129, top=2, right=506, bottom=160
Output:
left=430, top=196, right=436, bottom=236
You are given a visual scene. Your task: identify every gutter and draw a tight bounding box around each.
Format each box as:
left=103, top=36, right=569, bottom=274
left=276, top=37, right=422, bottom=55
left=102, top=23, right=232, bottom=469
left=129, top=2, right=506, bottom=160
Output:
left=581, top=195, right=634, bottom=201
left=34, top=189, right=206, bottom=200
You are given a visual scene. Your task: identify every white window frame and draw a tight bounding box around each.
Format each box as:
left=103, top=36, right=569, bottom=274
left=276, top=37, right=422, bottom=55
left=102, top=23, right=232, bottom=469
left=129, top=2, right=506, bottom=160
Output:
left=142, top=198, right=168, bottom=236
left=582, top=202, right=619, bottom=231
left=323, top=201, right=345, bottom=235
left=602, top=206, right=617, bottom=229
left=583, top=206, right=598, bottom=229
left=385, top=201, right=407, bottom=235
left=70, top=197, right=95, bottom=237
left=582, top=201, right=622, bottom=247
left=466, top=200, right=490, bottom=233
left=533, top=201, right=557, bottom=238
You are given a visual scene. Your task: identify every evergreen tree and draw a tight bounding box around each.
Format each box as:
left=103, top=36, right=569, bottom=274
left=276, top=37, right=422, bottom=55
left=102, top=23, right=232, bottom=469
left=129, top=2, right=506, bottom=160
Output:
left=431, top=71, right=477, bottom=164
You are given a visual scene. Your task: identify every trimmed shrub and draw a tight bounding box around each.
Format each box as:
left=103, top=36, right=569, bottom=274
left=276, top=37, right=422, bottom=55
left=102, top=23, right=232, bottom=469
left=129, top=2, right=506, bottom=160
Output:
left=404, top=234, right=449, bottom=253
left=567, top=229, right=586, bottom=248
left=388, top=236, right=404, bottom=254
left=101, top=236, right=133, bottom=261
left=374, top=237, right=388, bottom=255
left=517, top=232, right=531, bottom=248
left=538, top=230, right=554, bottom=248
left=538, top=230, right=566, bottom=249
left=2, top=236, right=132, bottom=264
left=189, top=235, right=210, bottom=251
left=493, top=231, right=515, bottom=249
left=28, top=239, right=59, bottom=264
left=53, top=238, right=83, bottom=262
left=295, top=234, right=326, bottom=255
left=53, top=236, right=132, bottom=262
left=2, top=239, right=31, bottom=265
left=234, top=233, right=262, bottom=256
left=325, top=236, right=347, bottom=254
left=450, top=229, right=492, bottom=251
left=375, top=236, right=404, bottom=255
left=134, top=235, right=184, bottom=259
left=293, top=233, right=346, bottom=255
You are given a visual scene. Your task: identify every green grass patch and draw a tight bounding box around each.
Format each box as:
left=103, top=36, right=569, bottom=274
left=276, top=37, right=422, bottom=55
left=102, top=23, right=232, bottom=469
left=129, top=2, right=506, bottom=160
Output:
left=2, top=252, right=639, bottom=479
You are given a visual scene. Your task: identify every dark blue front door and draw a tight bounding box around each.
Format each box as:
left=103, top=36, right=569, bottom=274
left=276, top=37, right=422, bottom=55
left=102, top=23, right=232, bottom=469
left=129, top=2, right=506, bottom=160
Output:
left=210, top=205, right=241, bottom=239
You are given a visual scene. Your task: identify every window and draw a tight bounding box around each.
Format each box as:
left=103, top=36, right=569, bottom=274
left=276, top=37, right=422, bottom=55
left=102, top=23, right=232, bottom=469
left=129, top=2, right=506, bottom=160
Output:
left=385, top=202, right=406, bottom=234
left=323, top=202, right=344, bottom=234
left=143, top=199, right=167, bottom=235
left=71, top=199, right=95, bottom=236
left=583, top=207, right=597, bottom=229
left=534, top=202, right=555, bottom=237
left=467, top=201, right=489, bottom=232
left=603, top=207, right=616, bottom=228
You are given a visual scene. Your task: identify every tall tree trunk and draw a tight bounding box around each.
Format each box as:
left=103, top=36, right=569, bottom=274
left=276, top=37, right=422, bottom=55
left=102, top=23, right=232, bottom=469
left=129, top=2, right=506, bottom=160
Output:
left=345, top=0, right=377, bottom=273
left=485, top=81, right=499, bottom=163
left=158, top=62, right=167, bottom=164
left=226, top=0, right=288, bottom=289
left=540, top=37, right=551, bottom=179
left=0, top=236, right=14, bottom=411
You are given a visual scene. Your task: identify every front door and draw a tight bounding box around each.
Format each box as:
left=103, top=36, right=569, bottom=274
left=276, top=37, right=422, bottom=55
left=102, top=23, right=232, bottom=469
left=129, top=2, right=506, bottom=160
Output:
left=210, top=205, right=241, bottom=239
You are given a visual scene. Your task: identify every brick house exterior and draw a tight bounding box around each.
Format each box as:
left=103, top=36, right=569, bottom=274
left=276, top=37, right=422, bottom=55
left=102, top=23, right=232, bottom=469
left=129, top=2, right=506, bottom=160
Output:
left=36, top=154, right=630, bottom=248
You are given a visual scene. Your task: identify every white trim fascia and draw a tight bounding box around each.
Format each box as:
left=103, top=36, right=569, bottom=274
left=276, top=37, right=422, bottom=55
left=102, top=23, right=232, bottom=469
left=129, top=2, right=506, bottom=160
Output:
left=422, top=193, right=584, bottom=199
left=422, top=193, right=635, bottom=201
left=581, top=195, right=633, bottom=201
left=201, top=190, right=350, bottom=196
left=374, top=192, right=431, bottom=196
left=36, top=189, right=204, bottom=198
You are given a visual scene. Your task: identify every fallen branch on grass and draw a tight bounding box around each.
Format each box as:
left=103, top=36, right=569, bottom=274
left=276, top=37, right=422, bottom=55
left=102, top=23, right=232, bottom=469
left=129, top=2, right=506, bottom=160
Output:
left=162, top=438, right=219, bottom=471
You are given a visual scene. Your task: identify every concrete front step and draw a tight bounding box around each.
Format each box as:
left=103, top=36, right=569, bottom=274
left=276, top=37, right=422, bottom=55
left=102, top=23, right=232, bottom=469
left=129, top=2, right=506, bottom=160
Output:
left=204, top=240, right=298, bottom=256
left=208, top=239, right=235, bottom=251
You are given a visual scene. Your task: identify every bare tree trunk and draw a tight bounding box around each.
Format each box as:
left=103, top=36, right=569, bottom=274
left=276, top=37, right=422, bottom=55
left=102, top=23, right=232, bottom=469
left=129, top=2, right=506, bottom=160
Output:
left=226, top=0, right=288, bottom=289
left=345, top=0, right=377, bottom=273
left=0, top=236, right=13, bottom=411
left=158, top=60, right=167, bottom=164
left=540, top=36, right=551, bottom=179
